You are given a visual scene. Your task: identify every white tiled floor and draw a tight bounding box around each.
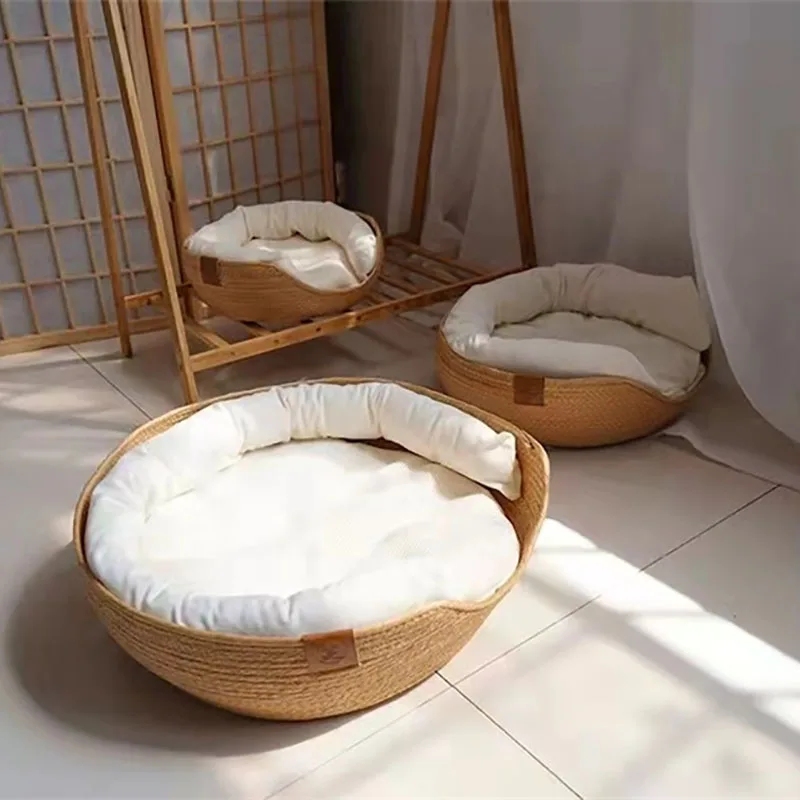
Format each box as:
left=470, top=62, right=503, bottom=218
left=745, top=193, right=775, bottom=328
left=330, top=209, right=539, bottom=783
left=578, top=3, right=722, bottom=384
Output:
left=2, top=327, right=798, bottom=799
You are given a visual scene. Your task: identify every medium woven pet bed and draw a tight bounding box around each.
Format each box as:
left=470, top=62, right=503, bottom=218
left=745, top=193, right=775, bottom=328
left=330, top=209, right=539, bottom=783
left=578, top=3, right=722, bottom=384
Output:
left=74, top=379, right=548, bottom=721
left=438, top=263, right=711, bottom=448
left=183, top=202, right=383, bottom=327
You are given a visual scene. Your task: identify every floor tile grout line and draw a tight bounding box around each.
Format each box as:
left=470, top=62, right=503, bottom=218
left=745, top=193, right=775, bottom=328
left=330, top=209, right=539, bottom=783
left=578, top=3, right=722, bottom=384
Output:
left=448, top=680, right=584, bottom=800
left=450, top=596, right=597, bottom=687
left=60, top=344, right=454, bottom=799
left=658, top=433, right=789, bottom=491
left=638, top=484, right=779, bottom=573
left=68, top=344, right=155, bottom=421
left=651, top=435, right=800, bottom=509
left=450, top=484, right=780, bottom=688
left=262, top=683, right=452, bottom=800
left=57, top=346, right=787, bottom=798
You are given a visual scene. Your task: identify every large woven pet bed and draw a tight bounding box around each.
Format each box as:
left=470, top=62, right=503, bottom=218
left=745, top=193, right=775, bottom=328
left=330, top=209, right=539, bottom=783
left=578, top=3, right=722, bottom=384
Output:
left=74, top=379, right=548, bottom=720
left=183, top=201, right=383, bottom=327
left=439, top=263, right=711, bottom=447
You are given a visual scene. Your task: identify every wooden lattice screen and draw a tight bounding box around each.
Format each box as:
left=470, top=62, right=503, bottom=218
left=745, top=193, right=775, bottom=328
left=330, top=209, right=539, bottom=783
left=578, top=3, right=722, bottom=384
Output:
left=0, top=0, right=334, bottom=355
left=142, top=0, right=334, bottom=247
left=0, top=0, right=165, bottom=354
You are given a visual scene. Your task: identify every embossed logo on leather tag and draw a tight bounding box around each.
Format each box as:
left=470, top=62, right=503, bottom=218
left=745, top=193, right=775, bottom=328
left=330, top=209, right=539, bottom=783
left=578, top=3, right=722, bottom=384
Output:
left=302, top=630, right=360, bottom=673
left=513, top=374, right=546, bottom=406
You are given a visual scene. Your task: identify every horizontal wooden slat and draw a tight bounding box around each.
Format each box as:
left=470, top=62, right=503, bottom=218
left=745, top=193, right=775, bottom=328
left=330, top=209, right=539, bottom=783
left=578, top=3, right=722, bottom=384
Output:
left=171, top=66, right=316, bottom=94
left=386, top=238, right=487, bottom=277
left=190, top=245, right=525, bottom=373
left=0, top=315, right=166, bottom=357
left=180, top=122, right=320, bottom=154
left=162, top=10, right=310, bottom=32
left=184, top=317, right=230, bottom=350
left=185, top=172, right=324, bottom=209
left=123, top=283, right=190, bottom=309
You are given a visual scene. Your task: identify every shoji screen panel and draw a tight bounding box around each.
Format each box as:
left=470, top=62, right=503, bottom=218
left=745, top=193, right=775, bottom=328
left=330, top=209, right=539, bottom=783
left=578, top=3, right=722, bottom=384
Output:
left=0, top=0, right=160, bottom=353
left=149, top=0, right=334, bottom=241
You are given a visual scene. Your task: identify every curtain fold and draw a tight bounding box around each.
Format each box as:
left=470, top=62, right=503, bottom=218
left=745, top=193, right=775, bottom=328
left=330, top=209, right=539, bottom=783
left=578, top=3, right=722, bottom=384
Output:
left=688, top=1, right=800, bottom=444
left=385, top=0, right=800, bottom=485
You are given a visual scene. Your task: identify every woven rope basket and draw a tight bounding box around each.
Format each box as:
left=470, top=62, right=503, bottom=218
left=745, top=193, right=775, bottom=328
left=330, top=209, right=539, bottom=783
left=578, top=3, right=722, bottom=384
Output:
left=182, top=212, right=384, bottom=327
left=437, top=331, right=708, bottom=448
left=74, top=379, right=549, bottom=721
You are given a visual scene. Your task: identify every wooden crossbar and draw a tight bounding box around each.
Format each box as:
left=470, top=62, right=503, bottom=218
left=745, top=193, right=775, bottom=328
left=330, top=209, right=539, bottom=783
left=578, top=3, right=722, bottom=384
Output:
left=134, top=239, right=525, bottom=375
left=65, top=0, right=532, bottom=406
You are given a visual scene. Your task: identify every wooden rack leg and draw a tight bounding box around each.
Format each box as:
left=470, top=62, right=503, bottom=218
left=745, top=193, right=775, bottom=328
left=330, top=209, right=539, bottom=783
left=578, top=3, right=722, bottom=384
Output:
left=408, top=0, right=450, bottom=244
left=408, top=0, right=536, bottom=269
left=311, top=1, right=336, bottom=202
left=493, top=0, right=537, bottom=267
left=70, top=1, right=132, bottom=358
left=101, top=0, right=199, bottom=404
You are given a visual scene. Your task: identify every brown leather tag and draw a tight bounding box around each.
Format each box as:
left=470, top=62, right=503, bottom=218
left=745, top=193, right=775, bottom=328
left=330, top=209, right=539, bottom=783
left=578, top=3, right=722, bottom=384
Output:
left=513, top=374, right=546, bottom=406
left=200, top=256, right=221, bottom=286
left=302, top=630, right=359, bottom=673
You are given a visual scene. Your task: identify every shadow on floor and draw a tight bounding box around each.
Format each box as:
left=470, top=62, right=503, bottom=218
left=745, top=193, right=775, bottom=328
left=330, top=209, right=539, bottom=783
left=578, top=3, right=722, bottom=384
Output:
left=516, top=567, right=800, bottom=796
left=6, top=546, right=350, bottom=755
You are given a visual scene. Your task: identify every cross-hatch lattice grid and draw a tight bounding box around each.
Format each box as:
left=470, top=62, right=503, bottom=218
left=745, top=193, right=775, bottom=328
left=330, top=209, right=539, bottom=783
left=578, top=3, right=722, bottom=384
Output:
left=0, top=0, right=326, bottom=343
left=0, top=0, right=158, bottom=340
left=161, top=0, right=326, bottom=237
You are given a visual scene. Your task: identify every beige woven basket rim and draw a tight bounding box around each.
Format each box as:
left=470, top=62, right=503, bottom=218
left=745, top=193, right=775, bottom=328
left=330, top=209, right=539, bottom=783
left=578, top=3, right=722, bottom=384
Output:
left=437, top=329, right=709, bottom=405
left=74, top=377, right=549, bottom=648
left=183, top=210, right=385, bottom=298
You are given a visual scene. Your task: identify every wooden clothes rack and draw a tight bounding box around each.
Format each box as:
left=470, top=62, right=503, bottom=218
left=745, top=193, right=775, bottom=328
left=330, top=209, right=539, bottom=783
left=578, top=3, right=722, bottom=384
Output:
left=73, top=0, right=535, bottom=405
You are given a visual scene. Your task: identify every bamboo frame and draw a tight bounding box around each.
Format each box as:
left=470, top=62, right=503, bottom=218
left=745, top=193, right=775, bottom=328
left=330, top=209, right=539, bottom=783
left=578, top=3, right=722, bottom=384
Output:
left=76, top=0, right=534, bottom=408
left=144, top=0, right=331, bottom=235
left=407, top=0, right=536, bottom=267
left=119, top=0, right=182, bottom=276
left=42, top=1, right=106, bottom=319
left=408, top=0, right=450, bottom=244
left=71, top=0, right=131, bottom=357
left=493, top=0, right=537, bottom=266
left=1, top=3, right=76, bottom=330
left=98, top=0, right=198, bottom=402
left=310, top=0, right=335, bottom=201
left=138, top=1, right=193, bottom=254
left=186, top=240, right=523, bottom=373
left=0, top=315, right=166, bottom=358
left=0, top=0, right=166, bottom=354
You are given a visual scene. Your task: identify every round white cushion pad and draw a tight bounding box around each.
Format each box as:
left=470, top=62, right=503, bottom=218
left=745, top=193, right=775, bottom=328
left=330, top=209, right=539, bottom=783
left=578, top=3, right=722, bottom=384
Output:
left=86, top=383, right=522, bottom=637
left=92, top=439, right=518, bottom=637
left=494, top=312, right=702, bottom=396
left=183, top=201, right=378, bottom=291
left=443, top=263, right=712, bottom=396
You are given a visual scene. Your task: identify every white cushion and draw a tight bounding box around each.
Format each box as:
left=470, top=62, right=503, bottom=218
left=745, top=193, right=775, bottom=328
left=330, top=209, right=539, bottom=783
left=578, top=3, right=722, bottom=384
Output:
left=442, top=263, right=712, bottom=397
left=183, top=201, right=378, bottom=291
left=86, top=383, right=522, bottom=637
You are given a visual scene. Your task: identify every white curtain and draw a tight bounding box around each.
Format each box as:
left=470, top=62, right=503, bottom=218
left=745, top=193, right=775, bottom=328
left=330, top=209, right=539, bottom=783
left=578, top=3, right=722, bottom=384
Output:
left=385, top=0, right=800, bottom=489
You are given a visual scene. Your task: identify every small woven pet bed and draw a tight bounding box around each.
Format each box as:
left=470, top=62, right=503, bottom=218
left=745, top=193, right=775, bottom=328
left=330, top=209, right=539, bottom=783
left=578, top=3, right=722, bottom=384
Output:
left=439, top=263, right=711, bottom=447
left=183, top=201, right=383, bottom=327
left=74, top=380, right=549, bottom=720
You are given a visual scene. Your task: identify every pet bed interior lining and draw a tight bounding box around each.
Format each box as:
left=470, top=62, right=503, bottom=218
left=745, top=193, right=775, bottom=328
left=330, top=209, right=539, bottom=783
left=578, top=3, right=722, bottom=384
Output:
left=86, top=382, right=522, bottom=638
left=183, top=201, right=379, bottom=291
left=443, top=263, right=711, bottom=397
